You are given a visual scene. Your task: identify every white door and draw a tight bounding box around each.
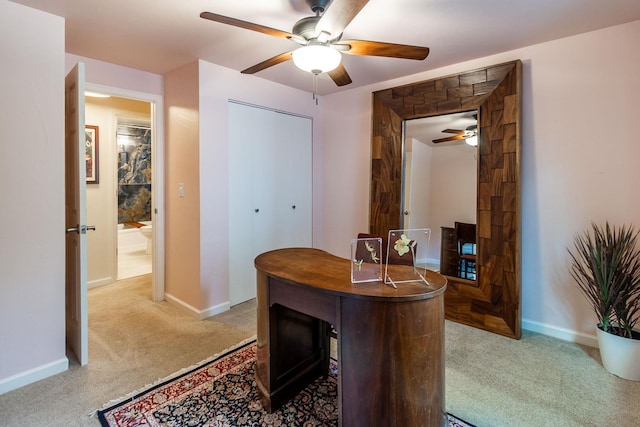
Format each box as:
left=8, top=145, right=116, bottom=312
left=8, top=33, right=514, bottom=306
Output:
left=272, top=111, right=312, bottom=248
left=228, top=103, right=265, bottom=306
left=65, top=63, right=88, bottom=365
left=250, top=108, right=278, bottom=258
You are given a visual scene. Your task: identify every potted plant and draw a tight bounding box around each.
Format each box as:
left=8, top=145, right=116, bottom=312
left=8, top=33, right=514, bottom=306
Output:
left=568, top=222, right=640, bottom=380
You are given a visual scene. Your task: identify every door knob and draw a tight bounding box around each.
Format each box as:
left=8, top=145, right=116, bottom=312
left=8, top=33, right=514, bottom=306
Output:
left=404, top=211, right=410, bottom=215
left=65, top=225, right=96, bottom=234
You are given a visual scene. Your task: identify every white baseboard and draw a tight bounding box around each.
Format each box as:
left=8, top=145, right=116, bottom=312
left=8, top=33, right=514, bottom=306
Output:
left=522, top=318, right=598, bottom=348
left=0, top=357, right=68, bottom=396
left=164, top=293, right=230, bottom=320
left=88, top=276, right=114, bottom=289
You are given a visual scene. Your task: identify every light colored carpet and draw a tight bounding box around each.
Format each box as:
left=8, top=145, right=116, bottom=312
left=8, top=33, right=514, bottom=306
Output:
left=0, top=275, right=255, bottom=427
left=445, top=322, right=640, bottom=426
left=0, top=274, right=639, bottom=426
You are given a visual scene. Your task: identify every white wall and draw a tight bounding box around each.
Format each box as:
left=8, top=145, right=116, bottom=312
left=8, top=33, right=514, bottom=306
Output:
left=0, top=1, right=67, bottom=393
left=0, top=19, right=162, bottom=392
left=65, top=53, right=163, bottom=96
left=518, top=21, right=640, bottom=343
left=406, top=138, right=431, bottom=233
left=423, top=144, right=477, bottom=262
left=320, top=87, right=373, bottom=256
left=321, top=19, right=640, bottom=345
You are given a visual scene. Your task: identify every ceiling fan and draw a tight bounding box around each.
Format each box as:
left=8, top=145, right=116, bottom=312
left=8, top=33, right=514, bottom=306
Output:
left=200, top=0, right=430, bottom=88
left=432, top=125, right=478, bottom=145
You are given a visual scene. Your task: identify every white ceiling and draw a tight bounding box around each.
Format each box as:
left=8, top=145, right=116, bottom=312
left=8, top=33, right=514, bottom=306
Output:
left=10, top=0, right=640, bottom=95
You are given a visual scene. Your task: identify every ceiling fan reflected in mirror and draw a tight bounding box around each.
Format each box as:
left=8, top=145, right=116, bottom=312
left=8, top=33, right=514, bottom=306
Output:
left=432, top=112, right=478, bottom=146
left=200, top=0, right=430, bottom=89
left=432, top=125, right=478, bottom=146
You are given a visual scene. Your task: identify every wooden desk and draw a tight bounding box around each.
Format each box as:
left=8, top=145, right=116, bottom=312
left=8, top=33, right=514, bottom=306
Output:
left=254, top=248, right=447, bottom=426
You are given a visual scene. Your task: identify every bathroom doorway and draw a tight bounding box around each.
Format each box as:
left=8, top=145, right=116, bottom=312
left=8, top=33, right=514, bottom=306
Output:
left=116, top=117, right=153, bottom=280
left=84, top=84, right=164, bottom=301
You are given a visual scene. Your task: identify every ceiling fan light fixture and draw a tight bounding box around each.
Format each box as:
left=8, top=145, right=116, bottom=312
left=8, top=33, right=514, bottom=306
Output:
left=465, top=135, right=478, bottom=147
left=292, top=44, right=341, bottom=74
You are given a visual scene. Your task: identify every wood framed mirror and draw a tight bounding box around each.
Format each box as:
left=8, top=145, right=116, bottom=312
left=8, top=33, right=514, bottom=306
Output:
left=369, top=60, right=522, bottom=339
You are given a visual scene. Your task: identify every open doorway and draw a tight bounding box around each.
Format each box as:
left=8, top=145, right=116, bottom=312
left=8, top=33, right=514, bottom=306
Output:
left=85, top=95, right=152, bottom=284
left=84, top=84, right=165, bottom=302
left=115, top=116, right=153, bottom=280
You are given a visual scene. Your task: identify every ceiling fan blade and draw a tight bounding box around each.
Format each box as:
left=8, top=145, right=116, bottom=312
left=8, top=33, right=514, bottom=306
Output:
left=200, top=11, right=294, bottom=40
left=432, top=135, right=467, bottom=144
left=241, top=52, right=294, bottom=74
left=328, top=63, right=352, bottom=86
left=315, top=0, right=369, bottom=39
left=441, top=129, right=466, bottom=135
left=336, top=40, right=429, bottom=60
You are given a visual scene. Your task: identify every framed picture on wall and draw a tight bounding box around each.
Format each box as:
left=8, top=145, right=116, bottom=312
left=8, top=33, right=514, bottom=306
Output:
left=85, top=125, right=99, bottom=184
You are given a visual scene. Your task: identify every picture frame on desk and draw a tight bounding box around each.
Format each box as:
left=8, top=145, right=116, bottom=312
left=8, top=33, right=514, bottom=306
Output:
left=384, top=228, right=431, bottom=286
left=351, top=237, right=383, bottom=283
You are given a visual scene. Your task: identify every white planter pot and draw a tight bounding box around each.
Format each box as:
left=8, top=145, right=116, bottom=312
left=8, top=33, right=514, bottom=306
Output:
left=596, top=327, right=640, bottom=381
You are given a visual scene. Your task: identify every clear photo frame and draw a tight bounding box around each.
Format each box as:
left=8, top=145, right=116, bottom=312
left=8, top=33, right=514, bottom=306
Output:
left=384, top=228, right=431, bottom=287
left=351, top=237, right=383, bottom=283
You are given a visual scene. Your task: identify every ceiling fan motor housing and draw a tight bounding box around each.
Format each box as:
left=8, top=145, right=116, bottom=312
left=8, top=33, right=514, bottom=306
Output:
left=293, top=16, right=321, bottom=39
left=293, top=15, right=343, bottom=43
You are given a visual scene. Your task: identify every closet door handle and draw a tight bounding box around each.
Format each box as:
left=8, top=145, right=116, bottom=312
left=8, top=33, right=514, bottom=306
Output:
left=292, top=205, right=296, bottom=210
left=255, top=208, right=260, bottom=213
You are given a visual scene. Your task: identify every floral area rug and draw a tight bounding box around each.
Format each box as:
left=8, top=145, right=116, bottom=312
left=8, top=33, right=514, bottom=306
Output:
left=97, top=340, right=475, bottom=427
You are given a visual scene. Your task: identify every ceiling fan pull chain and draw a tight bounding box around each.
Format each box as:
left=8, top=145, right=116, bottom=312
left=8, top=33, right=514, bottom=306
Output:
left=313, top=74, right=318, bottom=105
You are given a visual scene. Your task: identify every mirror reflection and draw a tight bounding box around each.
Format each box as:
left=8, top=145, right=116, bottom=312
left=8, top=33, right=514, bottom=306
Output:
left=402, top=111, right=478, bottom=281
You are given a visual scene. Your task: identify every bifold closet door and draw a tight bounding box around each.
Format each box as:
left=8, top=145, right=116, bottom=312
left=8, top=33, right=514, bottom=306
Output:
left=228, top=103, right=265, bottom=307
left=268, top=110, right=312, bottom=249
left=228, top=102, right=312, bottom=306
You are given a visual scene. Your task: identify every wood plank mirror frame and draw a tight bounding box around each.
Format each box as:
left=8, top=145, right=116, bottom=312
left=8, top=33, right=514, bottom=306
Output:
left=369, top=60, right=522, bottom=339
